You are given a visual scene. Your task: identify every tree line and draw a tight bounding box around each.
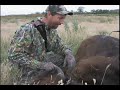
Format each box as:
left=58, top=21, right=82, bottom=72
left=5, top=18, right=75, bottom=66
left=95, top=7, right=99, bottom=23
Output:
left=34, top=7, right=119, bottom=15
left=74, top=7, right=119, bottom=14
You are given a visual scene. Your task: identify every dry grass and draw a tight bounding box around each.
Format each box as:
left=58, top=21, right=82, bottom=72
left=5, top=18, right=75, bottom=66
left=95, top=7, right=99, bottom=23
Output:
left=1, top=14, right=119, bottom=85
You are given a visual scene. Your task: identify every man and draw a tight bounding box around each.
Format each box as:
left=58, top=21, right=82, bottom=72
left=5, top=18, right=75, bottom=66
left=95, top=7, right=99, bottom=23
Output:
left=8, top=5, right=76, bottom=85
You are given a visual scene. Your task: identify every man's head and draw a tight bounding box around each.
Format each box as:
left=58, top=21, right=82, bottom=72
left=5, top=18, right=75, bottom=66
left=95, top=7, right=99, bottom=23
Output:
left=43, top=5, right=73, bottom=29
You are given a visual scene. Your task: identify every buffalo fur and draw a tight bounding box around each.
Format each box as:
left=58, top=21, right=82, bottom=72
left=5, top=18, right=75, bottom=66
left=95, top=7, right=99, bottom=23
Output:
left=71, top=56, right=119, bottom=85
left=75, top=35, right=119, bottom=62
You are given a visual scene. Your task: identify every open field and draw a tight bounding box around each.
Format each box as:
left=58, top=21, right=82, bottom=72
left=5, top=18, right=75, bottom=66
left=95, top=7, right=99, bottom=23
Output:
left=1, top=14, right=119, bottom=85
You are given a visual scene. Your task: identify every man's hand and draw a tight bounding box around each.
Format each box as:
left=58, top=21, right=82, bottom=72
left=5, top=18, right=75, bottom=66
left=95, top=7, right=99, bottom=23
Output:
left=42, top=62, right=65, bottom=80
left=43, top=62, right=56, bottom=72
left=63, top=49, right=76, bottom=71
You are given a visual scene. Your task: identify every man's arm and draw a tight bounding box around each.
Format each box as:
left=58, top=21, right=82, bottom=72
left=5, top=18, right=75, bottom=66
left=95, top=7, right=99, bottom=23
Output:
left=53, top=30, right=76, bottom=70
left=8, top=24, right=44, bottom=69
left=52, top=30, right=71, bottom=55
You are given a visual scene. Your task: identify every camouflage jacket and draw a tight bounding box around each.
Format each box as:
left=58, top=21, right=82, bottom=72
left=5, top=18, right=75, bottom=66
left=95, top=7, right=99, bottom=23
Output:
left=8, top=18, right=70, bottom=69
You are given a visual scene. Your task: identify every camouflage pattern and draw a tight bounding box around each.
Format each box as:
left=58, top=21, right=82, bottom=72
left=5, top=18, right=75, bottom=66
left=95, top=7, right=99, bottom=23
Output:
left=46, top=5, right=73, bottom=15
left=8, top=18, right=70, bottom=84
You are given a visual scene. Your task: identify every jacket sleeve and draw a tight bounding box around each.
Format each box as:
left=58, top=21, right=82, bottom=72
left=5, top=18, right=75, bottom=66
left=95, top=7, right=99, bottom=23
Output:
left=8, top=24, right=46, bottom=69
left=53, top=30, right=71, bottom=56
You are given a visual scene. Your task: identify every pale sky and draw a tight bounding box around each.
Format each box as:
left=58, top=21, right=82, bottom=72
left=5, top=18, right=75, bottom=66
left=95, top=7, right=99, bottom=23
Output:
left=1, top=5, right=119, bottom=16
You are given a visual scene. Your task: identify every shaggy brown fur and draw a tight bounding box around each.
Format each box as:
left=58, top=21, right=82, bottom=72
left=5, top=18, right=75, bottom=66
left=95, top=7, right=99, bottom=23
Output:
left=75, top=35, right=119, bottom=62
left=72, top=35, right=119, bottom=85
left=71, top=56, right=119, bottom=85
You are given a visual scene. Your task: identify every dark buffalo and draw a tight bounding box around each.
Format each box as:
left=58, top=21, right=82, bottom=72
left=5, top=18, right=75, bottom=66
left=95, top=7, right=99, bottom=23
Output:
left=71, top=35, right=119, bottom=85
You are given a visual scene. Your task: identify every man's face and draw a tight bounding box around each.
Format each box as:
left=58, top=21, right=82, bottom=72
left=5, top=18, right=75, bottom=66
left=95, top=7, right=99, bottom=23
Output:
left=47, top=12, right=66, bottom=29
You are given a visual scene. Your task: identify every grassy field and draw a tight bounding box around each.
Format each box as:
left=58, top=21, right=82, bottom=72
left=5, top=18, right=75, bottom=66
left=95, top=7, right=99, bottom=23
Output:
left=0, top=14, right=119, bottom=85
